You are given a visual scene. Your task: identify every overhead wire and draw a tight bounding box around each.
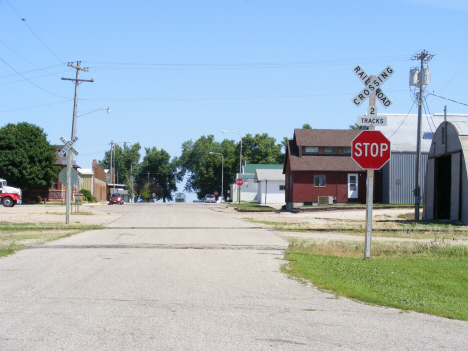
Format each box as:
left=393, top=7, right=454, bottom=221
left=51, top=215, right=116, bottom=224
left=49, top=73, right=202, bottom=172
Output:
left=6, top=0, right=64, bottom=64
left=0, top=39, right=64, bottom=79
left=0, top=57, right=69, bottom=99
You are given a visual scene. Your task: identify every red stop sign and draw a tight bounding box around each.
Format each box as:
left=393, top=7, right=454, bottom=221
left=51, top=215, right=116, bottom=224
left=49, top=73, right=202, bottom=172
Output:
left=236, top=178, right=244, bottom=186
left=214, top=191, right=218, bottom=196
left=351, top=131, right=391, bottom=169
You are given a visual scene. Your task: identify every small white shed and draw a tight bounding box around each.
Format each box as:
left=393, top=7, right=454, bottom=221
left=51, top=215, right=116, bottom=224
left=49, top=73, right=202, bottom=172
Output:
left=423, top=121, right=468, bottom=221
left=254, top=169, right=285, bottom=204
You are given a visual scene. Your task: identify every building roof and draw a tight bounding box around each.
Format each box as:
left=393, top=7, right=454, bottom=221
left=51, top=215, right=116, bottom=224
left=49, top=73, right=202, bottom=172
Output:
left=374, top=114, right=468, bottom=152
left=53, top=145, right=80, bottom=168
left=294, top=129, right=361, bottom=147
left=254, top=169, right=285, bottom=182
left=285, top=139, right=363, bottom=172
left=244, top=164, right=283, bottom=174
left=78, top=168, right=94, bottom=176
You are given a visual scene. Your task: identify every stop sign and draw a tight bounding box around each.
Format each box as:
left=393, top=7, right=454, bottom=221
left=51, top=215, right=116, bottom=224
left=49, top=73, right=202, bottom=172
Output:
left=214, top=191, right=218, bottom=196
left=351, top=131, right=391, bottom=169
left=236, top=178, right=244, bottom=186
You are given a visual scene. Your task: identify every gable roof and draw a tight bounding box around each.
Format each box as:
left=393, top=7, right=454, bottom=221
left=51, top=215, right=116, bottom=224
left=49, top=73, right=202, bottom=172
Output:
left=285, top=139, right=363, bottom=172
left=254, top=169, right=285, bottom=182
left=374, top=114, right=468, bottom=152
left=294, top=129, right=361, bottom=147
left=244, top=164, right=283, bottom=174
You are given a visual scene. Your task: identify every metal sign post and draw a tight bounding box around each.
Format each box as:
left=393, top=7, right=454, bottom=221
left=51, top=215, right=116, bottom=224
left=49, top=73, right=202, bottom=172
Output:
left=352, top=65, right=394, bottom=259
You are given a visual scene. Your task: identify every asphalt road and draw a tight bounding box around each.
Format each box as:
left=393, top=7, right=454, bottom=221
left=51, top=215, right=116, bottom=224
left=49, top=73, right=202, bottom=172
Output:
left=0, top=203, right=466, bottom=350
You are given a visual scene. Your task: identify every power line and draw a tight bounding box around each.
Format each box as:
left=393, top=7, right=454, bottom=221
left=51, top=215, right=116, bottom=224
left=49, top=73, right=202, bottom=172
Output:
left=82, top=55, right=410, bottom=71
left=81, top=89, right=408, bottom=102
left=0, top=100, right=72, bottom=114
left=0, top=64, right=64, bottom=80
left=0, top=39, right=63, bottom=78
left=6, top=0, right=64, bottom=64
left=0, top=57, right=69, bottom=99
left=426, top=93, right=468, bottom=107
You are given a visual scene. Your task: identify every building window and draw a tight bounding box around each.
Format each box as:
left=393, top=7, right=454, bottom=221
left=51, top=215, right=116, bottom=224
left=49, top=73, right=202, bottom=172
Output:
left=343, top=147, right=351, bottom=154
left=305, top=146, right=318, bottom=153
left=52, top=178, right=58, bottom=190
left=279, top=185, right=285, bottom=191
left=314, top=175, right=326, bottom=187
left=324, top=147, right=333, bottom=153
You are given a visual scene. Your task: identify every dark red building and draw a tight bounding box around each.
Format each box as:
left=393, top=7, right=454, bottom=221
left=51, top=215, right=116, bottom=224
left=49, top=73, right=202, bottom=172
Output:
left=283, top=129, right=381, bottom=210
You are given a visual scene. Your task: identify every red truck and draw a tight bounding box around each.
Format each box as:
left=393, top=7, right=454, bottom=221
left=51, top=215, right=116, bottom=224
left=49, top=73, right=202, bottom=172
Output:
left=0, top=178, right=22, bottom=207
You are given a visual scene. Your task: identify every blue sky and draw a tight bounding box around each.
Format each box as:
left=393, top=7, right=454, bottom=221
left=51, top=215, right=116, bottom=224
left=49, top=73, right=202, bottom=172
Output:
left=1, top=0, right=467, bottom=198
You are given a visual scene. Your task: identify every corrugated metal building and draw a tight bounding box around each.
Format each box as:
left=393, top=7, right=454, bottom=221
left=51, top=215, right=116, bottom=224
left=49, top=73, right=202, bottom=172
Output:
left=375, top=113, right=468, bottom=204
left=424, top=120, right=468, bottom=221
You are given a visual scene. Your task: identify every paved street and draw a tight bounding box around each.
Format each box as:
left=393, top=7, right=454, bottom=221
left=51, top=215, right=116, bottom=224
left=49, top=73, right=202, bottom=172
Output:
left=0, top=203, right=467, bottom=350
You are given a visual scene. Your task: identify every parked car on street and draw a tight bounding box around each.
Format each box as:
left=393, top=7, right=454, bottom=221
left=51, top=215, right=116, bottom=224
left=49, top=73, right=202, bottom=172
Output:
left=109, top=193, right=124, bottom=205
left=204, top=194, right=216, bottom=203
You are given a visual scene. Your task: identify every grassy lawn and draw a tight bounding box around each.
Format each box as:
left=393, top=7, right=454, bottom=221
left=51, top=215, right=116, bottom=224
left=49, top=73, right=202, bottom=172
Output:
left=228, top=201, right=277, bottom=211
left=245, top=218, right=468, bottom=240
left=0, top=222, right=104, bottom=258
left=283, top=240, right=468, bottom=321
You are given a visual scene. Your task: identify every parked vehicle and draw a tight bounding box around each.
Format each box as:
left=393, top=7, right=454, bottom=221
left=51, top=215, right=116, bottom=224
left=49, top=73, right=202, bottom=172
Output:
left=204, top=194, right=216, bottom=203
left=0, top=178, right=21, bottom=207
left=108, top=193, right=124, bottom=205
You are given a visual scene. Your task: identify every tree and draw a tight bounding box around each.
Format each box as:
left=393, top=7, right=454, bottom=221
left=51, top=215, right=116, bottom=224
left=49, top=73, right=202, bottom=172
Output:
left=135, top=147, right=181, bottom=202
left=0, top=122, right=59, bottom=190
left=242, top=133, right=284, bottom=164
left=178, top=133, right=283, bottom=200
left=99, top=142, right=141, bottom=184
left=302, top=123, right=312, bottom=129
left=349, top=123, right=360, bottom=130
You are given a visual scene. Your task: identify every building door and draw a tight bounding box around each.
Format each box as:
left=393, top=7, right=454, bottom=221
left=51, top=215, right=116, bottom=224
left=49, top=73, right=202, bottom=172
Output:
left=435, top=155, right=451, bottom=219
left=348, top=173, right=358, bottom=198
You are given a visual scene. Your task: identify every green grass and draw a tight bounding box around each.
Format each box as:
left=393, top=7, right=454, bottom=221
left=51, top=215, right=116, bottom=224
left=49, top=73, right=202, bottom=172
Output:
left=228, top=201, right=277, bottom=211
left=283, top=240, right=468, bottom=320
left=0, top=222, right=104, bottom=258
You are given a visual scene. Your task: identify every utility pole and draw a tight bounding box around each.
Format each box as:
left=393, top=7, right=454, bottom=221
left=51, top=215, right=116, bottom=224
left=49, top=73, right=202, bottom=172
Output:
left=61, top=62, right=93, bottom=224
left=411, top=50, right=434, bottom=221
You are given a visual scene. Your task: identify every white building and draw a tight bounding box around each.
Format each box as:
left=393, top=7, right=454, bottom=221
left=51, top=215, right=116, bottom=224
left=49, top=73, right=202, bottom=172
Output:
left=254, top=169, right=285, bottom=204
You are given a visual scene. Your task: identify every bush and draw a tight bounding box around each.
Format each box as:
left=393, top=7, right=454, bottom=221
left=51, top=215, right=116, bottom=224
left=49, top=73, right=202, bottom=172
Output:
left=79, top=189, right=96, bottom=203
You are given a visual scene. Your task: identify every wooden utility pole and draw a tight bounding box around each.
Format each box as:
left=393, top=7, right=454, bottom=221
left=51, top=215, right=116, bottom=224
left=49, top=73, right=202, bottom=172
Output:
left=61, top=62, right=93, bottom=224
left=411, top=50, right=434, bottom=221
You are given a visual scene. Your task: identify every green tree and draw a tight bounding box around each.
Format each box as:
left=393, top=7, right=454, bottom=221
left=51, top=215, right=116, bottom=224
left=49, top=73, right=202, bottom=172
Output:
left=99, top=142, right=141, bottom=184
left=242, top=133, right=284, bottom=164
left=0, top=122, right=59, bottom=190
left=179, top=133, right=283, bottom=200
left=349, top=123, right=360, bottom=130
left=178, top=135, right=239, bottom=200
left=302, top=123, right=312, bottom=129
left=135, top=147, right=181, bottom=202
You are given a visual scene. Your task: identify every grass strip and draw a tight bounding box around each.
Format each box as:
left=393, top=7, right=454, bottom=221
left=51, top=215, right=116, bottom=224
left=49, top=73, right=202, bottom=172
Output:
left=228, top=201, right=277, bottom=211
left=0, top=222, right=104, bottom=258
left=283, top=240, right=468, bottom=321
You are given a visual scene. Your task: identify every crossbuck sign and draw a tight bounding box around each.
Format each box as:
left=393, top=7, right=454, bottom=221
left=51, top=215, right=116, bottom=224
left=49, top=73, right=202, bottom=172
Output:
left=352, top=65, right=394, bottom=108
left=59, top=136, right=79, bottom=157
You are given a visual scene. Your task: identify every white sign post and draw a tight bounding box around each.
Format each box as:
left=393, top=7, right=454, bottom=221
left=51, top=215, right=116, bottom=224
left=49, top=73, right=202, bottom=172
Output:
left=60, top=136, right=80, bottom=223
left=351, top=64, right=394, bottom=260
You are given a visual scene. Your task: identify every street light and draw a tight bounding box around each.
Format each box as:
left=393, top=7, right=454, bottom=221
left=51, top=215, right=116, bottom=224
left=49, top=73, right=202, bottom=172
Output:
left=130, top=161, right=137, bottom=203
left=77, top=107, right=110, bottom=117
left=222, top=130, right=242, bottom=203
left=209, top=152, right=224, bottom=202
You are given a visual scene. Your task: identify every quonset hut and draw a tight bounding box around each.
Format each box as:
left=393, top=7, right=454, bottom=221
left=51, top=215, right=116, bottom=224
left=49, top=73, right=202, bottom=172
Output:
left=423, top=120, right=468, bottom=221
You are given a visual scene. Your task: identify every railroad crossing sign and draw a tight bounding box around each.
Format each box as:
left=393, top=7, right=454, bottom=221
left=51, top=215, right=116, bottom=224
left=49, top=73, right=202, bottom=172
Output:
left=59, top=136, right=79, bottom=157
left=351, top=131, right=391, bottom=170
left=357, top=106, right=387, bottom=126
left=351, top=65, right=394, bottom=108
